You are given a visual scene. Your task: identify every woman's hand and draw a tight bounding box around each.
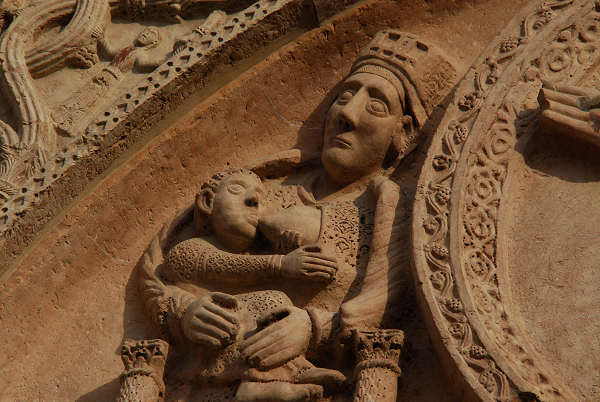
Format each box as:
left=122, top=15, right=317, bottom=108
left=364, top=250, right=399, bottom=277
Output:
left=241, top=306, right=312, bottom=369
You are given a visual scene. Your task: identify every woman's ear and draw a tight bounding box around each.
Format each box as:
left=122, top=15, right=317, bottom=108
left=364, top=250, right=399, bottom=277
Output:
left=392, top=115, right=416, bottom=155
left=195, top=188, right=214, bottom=216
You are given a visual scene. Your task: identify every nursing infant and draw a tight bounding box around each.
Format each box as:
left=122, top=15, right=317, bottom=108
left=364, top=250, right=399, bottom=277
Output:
left=163, top=168, right=343, bottom=401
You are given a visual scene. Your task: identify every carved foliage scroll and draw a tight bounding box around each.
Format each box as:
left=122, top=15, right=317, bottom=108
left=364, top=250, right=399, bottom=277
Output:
left=413, top=0, right=593, bottom=400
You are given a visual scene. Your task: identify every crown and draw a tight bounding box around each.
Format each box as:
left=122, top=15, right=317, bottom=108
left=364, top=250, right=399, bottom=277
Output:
left=351, top=30, right=456, bottom=127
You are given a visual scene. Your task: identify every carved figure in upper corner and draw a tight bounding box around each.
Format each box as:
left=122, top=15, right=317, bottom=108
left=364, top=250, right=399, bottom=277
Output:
left=97, top=27, right=163, bottom=77
left=138, top=30, right=457, bottom=401
left=172, top=9, right=228, bottom=55
left=141, top=168, right=344, bottom=401
left=53, top=27, right=166, bottom=137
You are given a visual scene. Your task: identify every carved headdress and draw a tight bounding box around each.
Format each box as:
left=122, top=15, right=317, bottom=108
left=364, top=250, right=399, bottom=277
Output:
left=350, top=30, right=457, bottom=128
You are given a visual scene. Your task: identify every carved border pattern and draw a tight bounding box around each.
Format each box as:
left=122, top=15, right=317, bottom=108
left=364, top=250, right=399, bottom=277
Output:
left=416, top=0, right=583, bottom=400
left=0, top=0, right=295, bottom=231
left=460, top=5, right=600, bottom=400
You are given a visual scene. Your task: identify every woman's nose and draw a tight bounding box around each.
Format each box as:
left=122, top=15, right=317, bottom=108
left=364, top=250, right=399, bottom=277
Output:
left=338, top=89, right=365, bottom=130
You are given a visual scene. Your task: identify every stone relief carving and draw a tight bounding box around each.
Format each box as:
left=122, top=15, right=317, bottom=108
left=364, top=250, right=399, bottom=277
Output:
left=0, top=0, right=308, bottom=231
left=539, top=83, right=600, bottom=144
left=352, top=328, right=404, bottom=402
left=412, top=0, right=600, bottom=400
left=118, top=339, right=169, bottom=402
left=129, top=30, right=456, bottom=401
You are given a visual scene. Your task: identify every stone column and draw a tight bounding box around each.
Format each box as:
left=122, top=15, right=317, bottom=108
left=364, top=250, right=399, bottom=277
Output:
left=118, top=339, right=169, bottom=402
left=352, top=329, right=404, bottom=402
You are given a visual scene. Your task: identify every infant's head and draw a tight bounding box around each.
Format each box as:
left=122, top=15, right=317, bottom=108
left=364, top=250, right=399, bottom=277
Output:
left=195, top=168, right=264, bottom=252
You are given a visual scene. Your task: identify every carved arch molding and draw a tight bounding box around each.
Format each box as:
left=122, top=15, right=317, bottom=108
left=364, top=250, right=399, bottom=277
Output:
left=413, top=0, right=600, bottom=400
left=3, top=0, right=599, bottom=400
left=0, top=0, right=330, bottom=235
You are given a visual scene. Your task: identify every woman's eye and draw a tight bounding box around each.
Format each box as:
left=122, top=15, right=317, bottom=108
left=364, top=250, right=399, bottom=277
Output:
left=366, top=99, right=389, bottom=116
left=337, top=90, right=355, bottom=105
left=227, top=184, right=244, bottom=195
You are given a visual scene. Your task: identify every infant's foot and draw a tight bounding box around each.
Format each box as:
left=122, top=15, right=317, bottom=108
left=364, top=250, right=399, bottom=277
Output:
left=236, top=381, right=323, bottom=402
left=296, top=367, right=346, bottom=390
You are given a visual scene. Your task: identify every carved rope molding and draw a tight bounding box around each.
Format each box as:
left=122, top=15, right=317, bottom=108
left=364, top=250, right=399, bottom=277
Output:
left=411, top=0, right=596, bottom=401
left=0, top=0, right=109, bottom=149
left=25, top=0, right=110, bottom=78
left=0, top=0, right=305, bottom=232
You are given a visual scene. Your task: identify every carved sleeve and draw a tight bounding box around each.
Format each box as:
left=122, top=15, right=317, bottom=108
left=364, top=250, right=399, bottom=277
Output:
left=163, top=238, right=283, bottom=285
left=305, top=180, right=405, bottom=356
left=136, top=210, right=202, bottom=343
left=97, top=37, right=119, bottom=60
left=137, top=248, right=196, bottom=343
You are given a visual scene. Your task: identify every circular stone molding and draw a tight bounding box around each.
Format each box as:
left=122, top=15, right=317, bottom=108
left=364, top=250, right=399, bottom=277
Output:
left=412, top=0, right=599, bottom=400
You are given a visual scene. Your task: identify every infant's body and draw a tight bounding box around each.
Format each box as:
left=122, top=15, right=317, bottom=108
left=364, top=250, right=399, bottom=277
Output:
left=163, top=169, right=342, bottom=401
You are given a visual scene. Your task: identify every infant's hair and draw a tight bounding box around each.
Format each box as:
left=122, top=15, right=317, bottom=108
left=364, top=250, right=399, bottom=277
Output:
left=194, top=167, right=261, bottom=234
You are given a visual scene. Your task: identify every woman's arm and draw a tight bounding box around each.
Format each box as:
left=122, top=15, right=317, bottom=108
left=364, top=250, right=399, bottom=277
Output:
left=97, top=37, right=119, bottom=61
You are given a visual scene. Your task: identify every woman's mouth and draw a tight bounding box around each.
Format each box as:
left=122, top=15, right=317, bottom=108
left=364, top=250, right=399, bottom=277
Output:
left=333, top=136, right=352, bottom=149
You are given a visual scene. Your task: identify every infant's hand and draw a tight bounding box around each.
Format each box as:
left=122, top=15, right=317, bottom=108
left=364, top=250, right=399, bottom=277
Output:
left=281, top=245, right=337, bottom=283
left=278, top=230, right=303, bottom=252
left=181, top=292, right=240, bottom=348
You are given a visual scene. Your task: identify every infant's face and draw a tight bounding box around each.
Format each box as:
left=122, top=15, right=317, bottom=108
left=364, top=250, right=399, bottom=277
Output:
left=212, top=173, right=265, bottom=249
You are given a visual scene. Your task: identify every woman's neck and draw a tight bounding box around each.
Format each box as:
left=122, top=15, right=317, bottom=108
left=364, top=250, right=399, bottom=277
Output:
left=312, top=168, right=382, bottom=202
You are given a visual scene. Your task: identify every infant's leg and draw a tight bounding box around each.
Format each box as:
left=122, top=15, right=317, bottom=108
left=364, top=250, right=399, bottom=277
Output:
left=235, top=290, right=345, bottom=399
left=236, top=381, right=323, bottom=402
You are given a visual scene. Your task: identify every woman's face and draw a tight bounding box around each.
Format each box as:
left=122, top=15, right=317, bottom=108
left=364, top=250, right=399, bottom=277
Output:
left=321, top=72, right=404, bottom=185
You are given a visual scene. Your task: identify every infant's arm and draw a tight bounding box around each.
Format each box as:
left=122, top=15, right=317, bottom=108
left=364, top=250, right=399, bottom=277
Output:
left=164, top=237, right=283, bottom=285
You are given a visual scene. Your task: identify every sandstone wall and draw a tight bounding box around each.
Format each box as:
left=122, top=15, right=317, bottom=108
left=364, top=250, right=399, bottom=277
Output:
left=0, top=0, right=527, bottom=400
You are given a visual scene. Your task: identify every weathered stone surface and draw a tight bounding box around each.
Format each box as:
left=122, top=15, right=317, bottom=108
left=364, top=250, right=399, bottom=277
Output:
left=0, top=0, right=532, bottom=401
left=130, top=27, right=458, bottom=400
left=413, top=0, right=600, bottom=400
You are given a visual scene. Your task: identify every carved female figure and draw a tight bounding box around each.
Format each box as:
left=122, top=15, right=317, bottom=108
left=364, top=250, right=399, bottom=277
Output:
left=136, top=30, right=456, bottom=401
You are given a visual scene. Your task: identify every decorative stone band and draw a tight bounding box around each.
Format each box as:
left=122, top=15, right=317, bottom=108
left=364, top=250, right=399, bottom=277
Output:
left=411, top=0, right=588, bottom=400
left=0, top=0, right=311, bottom=234
left=352, top=328, right=404, bottom=402
left=118, top=339, right=169, bottom=402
